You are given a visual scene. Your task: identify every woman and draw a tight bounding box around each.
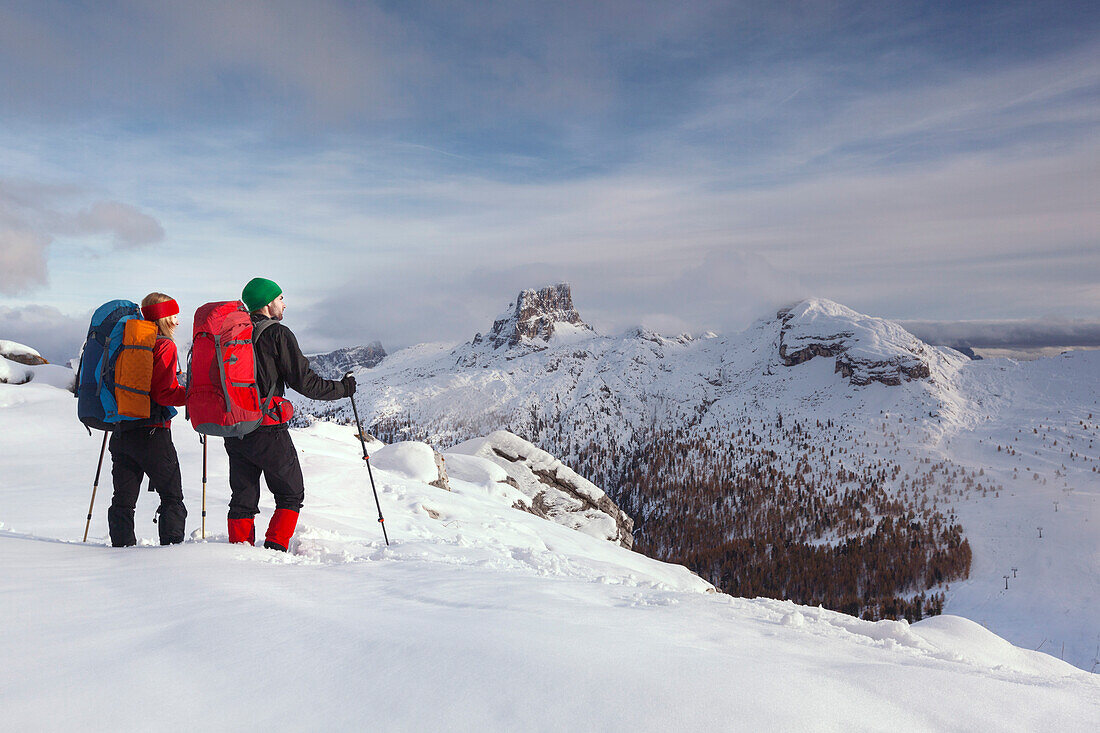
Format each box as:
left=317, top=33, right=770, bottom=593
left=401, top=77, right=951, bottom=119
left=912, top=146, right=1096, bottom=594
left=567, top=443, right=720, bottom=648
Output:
left=107, top=292, right=189, bottom=546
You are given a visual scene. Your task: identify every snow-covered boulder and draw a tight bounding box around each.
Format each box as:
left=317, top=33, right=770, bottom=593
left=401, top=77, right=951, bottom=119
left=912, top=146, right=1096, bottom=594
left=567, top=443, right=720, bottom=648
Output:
left=371, top=441, right=450, bottom=490
left=449, top=430, right=634, bottom=548
left=0, top=339, right=47, bottom=366
left=777, top=299, right=943, bottom=386
left=0, top=356, right=34, bottom=385
left=0, top=356, right=76, bottom=391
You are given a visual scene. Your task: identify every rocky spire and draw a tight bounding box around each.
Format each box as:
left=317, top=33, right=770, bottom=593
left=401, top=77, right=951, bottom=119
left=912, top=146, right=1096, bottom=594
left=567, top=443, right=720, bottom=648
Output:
left=473, top=283, right=593, bottom=350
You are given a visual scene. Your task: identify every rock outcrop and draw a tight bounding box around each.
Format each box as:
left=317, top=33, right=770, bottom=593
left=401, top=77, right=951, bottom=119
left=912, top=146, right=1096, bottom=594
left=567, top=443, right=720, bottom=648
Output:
left=777, top=300, right=933, bottom=386
left=449, top=430, right=634, bottom=549
left=471, top=284, right=593, bottom=351
left=0, top=340, right=47, bottom=366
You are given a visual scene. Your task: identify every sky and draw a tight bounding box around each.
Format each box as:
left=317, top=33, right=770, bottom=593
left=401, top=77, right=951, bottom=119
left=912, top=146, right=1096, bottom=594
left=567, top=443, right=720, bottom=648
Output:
left=1, top=0, right=1099, bottom=361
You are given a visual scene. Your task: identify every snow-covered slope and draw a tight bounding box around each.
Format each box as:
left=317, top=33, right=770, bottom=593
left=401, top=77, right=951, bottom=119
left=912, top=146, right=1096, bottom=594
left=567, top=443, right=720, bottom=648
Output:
left=1, top=379, right=1098, bottom=730
left=450, top=430, right=634, bottom=548
left=290, top=289, right=1099, bottom=671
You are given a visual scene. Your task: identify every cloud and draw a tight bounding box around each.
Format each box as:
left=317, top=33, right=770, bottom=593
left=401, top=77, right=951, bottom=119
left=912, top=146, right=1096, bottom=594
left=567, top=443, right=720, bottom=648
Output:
left=298, top=246, right=803, bottom=355
left=0, top=179, right=165, bottom=294
left=0, top=228, right=50, bottom=295
left=63, top=202, right=165, bottom=249
left=1, top=2, right=1098, bottom=344
left=0, top=304, right=89, bottom=363
left=899, top=319, right=1100, bottom=349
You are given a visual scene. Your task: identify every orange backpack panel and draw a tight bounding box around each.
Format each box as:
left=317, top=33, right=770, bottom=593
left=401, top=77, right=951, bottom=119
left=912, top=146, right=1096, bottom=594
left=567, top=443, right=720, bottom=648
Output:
left=115, top=319, right=158, bottom=419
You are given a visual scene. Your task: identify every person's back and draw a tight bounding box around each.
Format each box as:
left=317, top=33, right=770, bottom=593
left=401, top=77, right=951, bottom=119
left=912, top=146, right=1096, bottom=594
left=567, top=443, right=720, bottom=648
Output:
left=107, top=292, right=188, bottom=546
left=223, top=278, right=355, bottom=551
left=248, top=311, right=346, bottom=426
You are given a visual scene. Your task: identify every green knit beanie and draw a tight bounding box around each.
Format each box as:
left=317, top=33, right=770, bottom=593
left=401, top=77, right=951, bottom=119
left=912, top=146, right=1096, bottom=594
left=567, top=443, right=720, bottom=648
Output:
left=242, top=277, right=283, bottom=312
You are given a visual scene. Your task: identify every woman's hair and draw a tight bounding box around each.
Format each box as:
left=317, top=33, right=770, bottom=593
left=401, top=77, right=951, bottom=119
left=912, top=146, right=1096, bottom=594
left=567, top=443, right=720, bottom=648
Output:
left=142, top=292, right=178, bottom=338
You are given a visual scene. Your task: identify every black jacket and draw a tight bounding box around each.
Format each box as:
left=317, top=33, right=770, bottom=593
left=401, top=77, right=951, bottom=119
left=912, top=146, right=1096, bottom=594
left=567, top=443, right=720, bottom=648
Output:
left=251, top=314, right=348, bottom=429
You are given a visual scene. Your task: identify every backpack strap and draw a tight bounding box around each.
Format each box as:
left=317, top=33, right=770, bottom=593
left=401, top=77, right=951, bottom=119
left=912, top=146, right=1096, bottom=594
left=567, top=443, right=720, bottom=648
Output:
left=251, top=318, right=281, bottom=417
left=252, top=317, right=278, bottom=341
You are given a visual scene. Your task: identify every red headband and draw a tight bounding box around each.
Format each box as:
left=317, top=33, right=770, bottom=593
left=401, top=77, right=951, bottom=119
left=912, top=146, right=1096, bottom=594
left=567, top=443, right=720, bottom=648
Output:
left=142, top=299, right=179, bottom=321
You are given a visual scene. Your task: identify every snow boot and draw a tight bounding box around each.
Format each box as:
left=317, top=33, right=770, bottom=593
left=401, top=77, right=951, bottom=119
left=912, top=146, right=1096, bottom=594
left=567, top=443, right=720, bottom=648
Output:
left=228, top=516, right=255, bottom=545
left=263, top=508, right=298, bottom=552
left=107, top=505, right=137, bottom=547
left=156, top=499, right=187, bottom=545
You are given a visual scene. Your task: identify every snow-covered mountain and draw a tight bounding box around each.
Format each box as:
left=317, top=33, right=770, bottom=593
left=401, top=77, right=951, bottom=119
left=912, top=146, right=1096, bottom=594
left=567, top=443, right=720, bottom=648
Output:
left=306, top=341, right=387, bottom=379
left=292, top=285, right=1100, bottom=671
left=1, top=375, right=1097, bottom=729
left=297, top=286, right=972, bottom=448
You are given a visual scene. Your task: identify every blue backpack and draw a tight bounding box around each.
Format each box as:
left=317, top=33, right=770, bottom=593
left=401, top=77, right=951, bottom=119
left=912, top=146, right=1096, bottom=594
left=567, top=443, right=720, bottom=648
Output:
left=76, top=300, right=177, bottom=432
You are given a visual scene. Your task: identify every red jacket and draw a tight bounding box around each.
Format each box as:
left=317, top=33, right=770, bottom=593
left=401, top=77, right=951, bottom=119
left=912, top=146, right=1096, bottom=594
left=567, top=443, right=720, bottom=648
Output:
left=150, top=336, right=186, bottom=427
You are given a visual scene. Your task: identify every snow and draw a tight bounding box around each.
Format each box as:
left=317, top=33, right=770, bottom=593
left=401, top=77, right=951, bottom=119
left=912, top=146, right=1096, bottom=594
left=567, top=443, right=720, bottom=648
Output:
left=290, top=297, right=1100, bottom=672
left=450, top=431, right=627, bottom=545
left=781, top=298, right=928, bottom=364
left=371, top=440, right=440, bottom=483
left=0, top=356, right=75, bottom=390
left=0, top=356, right=33, bottom=384
left=0, top=338, right=42, bottom=361
left=2, top=379, right=1098, bottom=730
left=453, top=430, right=608, bottom=505
left=547, top=320, right=598, bottom=345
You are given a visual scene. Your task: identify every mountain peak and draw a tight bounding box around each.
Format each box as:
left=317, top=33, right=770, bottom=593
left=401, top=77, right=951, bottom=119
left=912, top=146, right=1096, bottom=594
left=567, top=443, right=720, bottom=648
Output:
left=776, top=298, right=940, bottom=386
left=473, top=283, right=594, bottom=350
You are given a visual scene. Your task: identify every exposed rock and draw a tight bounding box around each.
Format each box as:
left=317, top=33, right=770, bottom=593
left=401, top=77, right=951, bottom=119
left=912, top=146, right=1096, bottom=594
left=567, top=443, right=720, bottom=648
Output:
left=777, top=300, right=934, bottom=387
left=472, top=284, right=593, bottom=351
left=0, top=339, right=47, bottom=366
left=625, top=327, right=694, bottom=346
left=308, top=342, right=387, bottom=379
left=951, top=346, right=983, bottom=361
left=449, top=430, right=634, bottom=548
left=429, top=451, right=451, bottom=491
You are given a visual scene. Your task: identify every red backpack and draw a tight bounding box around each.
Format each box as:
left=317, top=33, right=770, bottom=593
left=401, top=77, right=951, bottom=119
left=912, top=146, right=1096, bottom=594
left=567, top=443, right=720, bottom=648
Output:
left=186, top=301, right=293, bottom=437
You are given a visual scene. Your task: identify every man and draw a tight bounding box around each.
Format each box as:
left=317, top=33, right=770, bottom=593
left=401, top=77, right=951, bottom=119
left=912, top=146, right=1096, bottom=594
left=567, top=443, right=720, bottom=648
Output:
left=225, top=277, right=356, bottom=551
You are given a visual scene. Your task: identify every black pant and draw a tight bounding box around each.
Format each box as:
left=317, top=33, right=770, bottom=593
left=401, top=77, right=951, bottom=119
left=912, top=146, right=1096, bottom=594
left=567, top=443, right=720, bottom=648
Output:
left=224, top=429, right=305, bottom=518
left=108, top=428, right=186, bottom=546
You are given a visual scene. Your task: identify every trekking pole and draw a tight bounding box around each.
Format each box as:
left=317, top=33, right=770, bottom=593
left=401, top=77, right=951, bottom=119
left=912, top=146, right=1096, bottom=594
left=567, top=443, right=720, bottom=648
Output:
left=82, top=430, right=109, bottom=542
left=347, top=373, right=389, bottom=545
left=200, top=435, right=207, bottom=539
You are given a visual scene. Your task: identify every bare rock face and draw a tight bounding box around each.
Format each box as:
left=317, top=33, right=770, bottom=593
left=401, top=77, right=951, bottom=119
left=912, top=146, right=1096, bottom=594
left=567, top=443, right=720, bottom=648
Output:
left=472, top=284, right=593, bottom=351
left=448, top=430, right=634, bottom=549
left=777, top=300, right=933, bottom=387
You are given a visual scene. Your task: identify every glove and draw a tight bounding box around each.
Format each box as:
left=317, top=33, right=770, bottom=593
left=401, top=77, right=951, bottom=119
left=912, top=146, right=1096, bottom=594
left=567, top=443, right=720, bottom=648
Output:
left=341, top=375, right=357, bottom=396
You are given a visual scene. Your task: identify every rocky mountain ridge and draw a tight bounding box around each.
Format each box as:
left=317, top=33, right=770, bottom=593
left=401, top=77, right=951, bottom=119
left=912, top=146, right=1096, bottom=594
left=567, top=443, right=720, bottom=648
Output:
left=470, top=283, right=594, bottom=353
left=295, top=288, right=970, bottom=452
left=307, top=341, right=387, bottom=379
left=776, top=300, right=934, bottom=386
